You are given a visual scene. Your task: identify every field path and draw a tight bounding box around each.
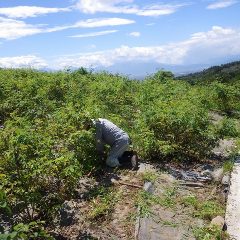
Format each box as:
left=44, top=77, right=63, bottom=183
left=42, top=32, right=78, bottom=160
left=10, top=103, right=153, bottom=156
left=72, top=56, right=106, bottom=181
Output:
left=225, top=157, right=240, bottom=240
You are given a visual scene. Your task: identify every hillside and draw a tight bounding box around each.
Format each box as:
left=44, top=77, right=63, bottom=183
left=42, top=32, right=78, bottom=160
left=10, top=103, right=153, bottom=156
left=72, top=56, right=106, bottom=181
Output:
left=176, top=61, right=240, bottom=84
left=0, top=67, right=239, bottom=239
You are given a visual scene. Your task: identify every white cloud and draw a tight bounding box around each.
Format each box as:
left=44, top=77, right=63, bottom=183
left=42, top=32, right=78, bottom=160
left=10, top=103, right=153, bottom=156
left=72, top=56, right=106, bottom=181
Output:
left=0, top=6, right=70, bottom=19
left=73, top=18, right=134, bottom=28
left=45, top=18, right=134, bottom=33
left=0, top=55, right=47, bottom=69
left=55, top=44, right=184, bottom=69
left=0, top=17, right=43, bottom=40
left=75, top=0, right=137, bottom=14
left=69, top=30, right=118, bottom=38
left=2, top=26, right=240, bottom=70
left=54, top=26, right=240, bottom=68
left=146, top=23, right=155, bottom=26
left=182, top=26, right=240, bottom=63
left=0, top=17, right=134, bottom=40
left=137, top=4, right=187, bottom=16
left=206, top=0, right=238, bottom=9
left=129, top=31, right=140, bottom=37
left=75, top=0, right=188, bottom=16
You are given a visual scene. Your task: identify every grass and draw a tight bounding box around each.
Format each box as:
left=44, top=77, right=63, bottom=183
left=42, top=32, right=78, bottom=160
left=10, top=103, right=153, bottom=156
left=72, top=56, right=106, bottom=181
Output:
left=182, top=195, right=198, bottom=208
left=197, top=201, right=224, bottom=220
left=181, top=195, right=225, bottom=220
left=88, top=186, right=122, bottom=220
left=125, top=211, right=137, bottom=224
left=161, top=220, right=178, bottom=227
left=193, top=225, right=230, bottom=240
left=181, top=194, right=227, bottom=239
left=222, top=136, right=240, bottom=173
left=136, top=185, right=178, bottom=218
left=235, top=137, right=240, bottom=154
left=223, top=160, right=234, bottom=173
left=136, top=190, right=160, bottom=217
left=141, top=170, right=158, bottom=183
left=159, top=187, right=177, bottom=208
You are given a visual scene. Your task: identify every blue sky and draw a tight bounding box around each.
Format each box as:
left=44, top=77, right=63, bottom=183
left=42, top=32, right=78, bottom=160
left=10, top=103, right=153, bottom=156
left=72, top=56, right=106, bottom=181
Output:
left=0, top=0, right=240, bottom=77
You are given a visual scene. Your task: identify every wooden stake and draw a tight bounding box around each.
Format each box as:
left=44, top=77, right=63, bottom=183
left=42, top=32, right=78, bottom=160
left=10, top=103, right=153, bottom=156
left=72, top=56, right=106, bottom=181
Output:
left=118, top=181, right=142, bottom=188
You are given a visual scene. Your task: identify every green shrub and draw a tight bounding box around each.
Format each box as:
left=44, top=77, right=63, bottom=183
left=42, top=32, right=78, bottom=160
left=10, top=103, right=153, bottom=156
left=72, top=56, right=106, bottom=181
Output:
left=211, top=82, right=240, bottom=115
left=217, top=117, right=239, bottom=138
left=0, top=221, right=53, bottom=240
left=0, top=68, right=225, bottom=234
left=0, top=111, right=97, bottom=223
left=136, top=99, right=217, bottom=160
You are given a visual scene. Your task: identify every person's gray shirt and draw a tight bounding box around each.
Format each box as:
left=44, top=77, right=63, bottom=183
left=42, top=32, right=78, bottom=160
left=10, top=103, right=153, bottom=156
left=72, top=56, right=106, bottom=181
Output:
left=95, top=118, right=129, bottom=152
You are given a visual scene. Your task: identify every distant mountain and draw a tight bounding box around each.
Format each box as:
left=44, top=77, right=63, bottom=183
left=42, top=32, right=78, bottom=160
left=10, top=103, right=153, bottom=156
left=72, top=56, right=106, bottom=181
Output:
left=95, top=60, right=240, bottom=80
left=40, top=59, right=240, bottom=81
left=176, top=61, right=240, bottom=84
left=95, top=61, right=212, bottom=80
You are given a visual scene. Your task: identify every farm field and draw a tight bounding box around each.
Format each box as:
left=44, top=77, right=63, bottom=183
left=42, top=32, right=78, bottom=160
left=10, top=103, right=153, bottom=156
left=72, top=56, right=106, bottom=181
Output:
left=0, top=62, right=240, bottom=239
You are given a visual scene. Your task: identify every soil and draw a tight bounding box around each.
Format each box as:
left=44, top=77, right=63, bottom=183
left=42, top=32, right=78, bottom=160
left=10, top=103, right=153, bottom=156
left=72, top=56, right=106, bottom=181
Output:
left=46, top=135, right=236, bottom=239
left=48, top=158, right=229, bottom=239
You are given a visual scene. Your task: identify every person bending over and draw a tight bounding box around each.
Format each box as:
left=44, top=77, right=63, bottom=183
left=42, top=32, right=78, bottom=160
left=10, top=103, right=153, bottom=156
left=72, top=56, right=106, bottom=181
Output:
left=93, top=118, right=130, bottom=167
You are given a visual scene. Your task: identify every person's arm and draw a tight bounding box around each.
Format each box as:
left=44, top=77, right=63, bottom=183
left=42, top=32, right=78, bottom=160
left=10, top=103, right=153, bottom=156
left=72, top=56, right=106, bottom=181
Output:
left=95, top=120, right=104, bottom=154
